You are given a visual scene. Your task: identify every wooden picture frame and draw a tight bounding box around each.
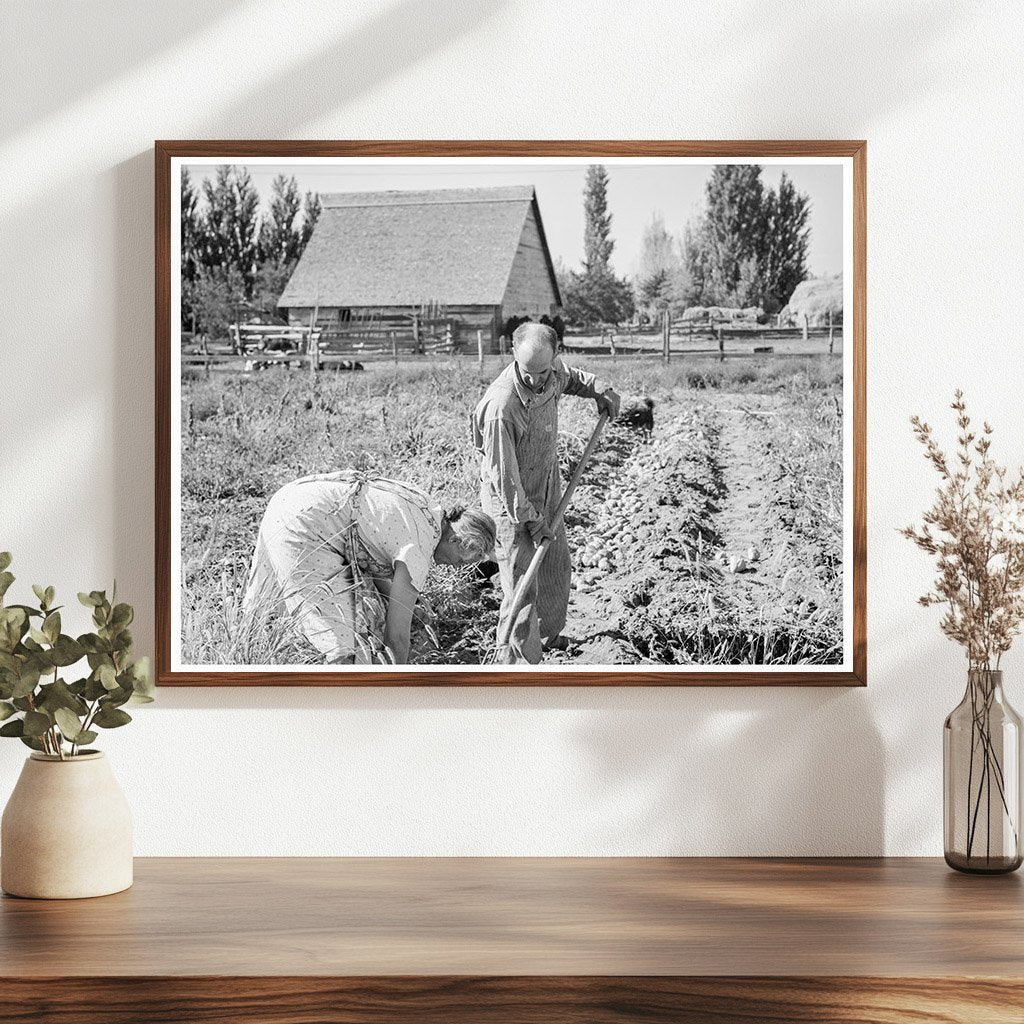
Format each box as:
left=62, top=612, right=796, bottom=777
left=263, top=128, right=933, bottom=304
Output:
left=156, top=140, right=866, bottom=686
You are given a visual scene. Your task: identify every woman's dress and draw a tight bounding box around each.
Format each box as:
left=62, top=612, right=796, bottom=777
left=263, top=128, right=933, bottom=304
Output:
left=243, top=471, right=442, bottom=663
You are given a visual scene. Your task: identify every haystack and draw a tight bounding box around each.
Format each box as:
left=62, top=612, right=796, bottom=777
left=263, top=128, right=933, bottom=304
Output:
left=780, top=276, right=842, bottom=327
left=682, top=305, right=764, bottom=322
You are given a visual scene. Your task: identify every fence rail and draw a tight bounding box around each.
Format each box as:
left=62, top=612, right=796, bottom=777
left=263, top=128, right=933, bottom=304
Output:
left=181, top=315, right=841, bottom=372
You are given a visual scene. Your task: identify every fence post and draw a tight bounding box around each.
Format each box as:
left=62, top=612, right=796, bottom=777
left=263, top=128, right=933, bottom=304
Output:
left=609, top=329, right=617, bottom=360
left=412, top=314, right=421, bottom=354
left=308, top=306, right=319, bottom=377
left=717, top=324, right=724, bottom=362
left=802, top=313, right=809, bottom=343
left=445, top=321, right=453, bottom=352
left=308, top=328, right=319, bottom=379
left=663, top=311, right=670, bottom=364
left=391, top=330, right=398, bottom=364
left=477, top=329, right=483, bottom=369
left=828, top=310, right=835, bottom=354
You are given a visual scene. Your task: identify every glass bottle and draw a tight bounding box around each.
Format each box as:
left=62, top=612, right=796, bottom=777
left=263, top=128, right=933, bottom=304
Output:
left=944, top=669, right=1022, bottom=873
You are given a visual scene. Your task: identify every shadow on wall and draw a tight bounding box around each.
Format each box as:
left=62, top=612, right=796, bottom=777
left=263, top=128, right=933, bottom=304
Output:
left=148, top=679, right=885, bottom=856
left=728, top=0, right=972, bottom=131
left=0, top=1, right=245, bottom=139
left=193, top=0, right=505, bottom=137
left=571, top=687, right=885, bottom=856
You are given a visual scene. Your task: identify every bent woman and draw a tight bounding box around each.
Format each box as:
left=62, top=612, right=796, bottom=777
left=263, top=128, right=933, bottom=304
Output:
left=243, top=470, right=495, bottom=664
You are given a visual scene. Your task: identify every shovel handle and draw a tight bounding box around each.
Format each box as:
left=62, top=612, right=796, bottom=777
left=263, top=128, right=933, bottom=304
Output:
left=495, top=411, right=610, bottom=653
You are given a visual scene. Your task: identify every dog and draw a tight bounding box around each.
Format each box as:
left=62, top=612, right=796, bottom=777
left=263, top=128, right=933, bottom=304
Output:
left=617, top=397, right=655, bottom=441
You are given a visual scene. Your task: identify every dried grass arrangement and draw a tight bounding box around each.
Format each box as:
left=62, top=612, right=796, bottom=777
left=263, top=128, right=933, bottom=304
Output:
left=902, top=390, right=1024, bottom=669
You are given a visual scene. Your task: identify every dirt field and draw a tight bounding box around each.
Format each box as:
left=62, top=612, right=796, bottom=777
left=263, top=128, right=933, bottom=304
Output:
left=180, top=355, right=843, bottom=667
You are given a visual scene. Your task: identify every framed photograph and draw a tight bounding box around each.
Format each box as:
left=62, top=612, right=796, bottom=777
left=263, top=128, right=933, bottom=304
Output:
left=156, top=141, right=865, bottom=686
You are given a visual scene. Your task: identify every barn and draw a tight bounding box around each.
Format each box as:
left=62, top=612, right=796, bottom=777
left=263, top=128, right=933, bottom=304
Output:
left=277, top=185, right=562, bottom=354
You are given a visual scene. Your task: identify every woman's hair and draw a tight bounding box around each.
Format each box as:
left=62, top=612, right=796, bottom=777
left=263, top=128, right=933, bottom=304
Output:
left=444, top=505, right=496, bottom=561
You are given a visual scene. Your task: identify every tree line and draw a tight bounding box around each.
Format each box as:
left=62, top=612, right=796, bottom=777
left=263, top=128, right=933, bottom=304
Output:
left=180, top=166, right=320, bottom=337
left=559, top=163, right=812, bottom=326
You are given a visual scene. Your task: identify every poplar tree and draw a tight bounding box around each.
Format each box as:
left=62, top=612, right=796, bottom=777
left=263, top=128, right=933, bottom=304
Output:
left=563, top=165, right=635, bottom=325
left=180, top=168, right=200, bottom=332
left=583, top=164, right=614, bottom=272
left=257, top=174, right=303, bottom=266
left=198, top=165, right=260, bottom=297
left=682, top=165, right=811, bottom=313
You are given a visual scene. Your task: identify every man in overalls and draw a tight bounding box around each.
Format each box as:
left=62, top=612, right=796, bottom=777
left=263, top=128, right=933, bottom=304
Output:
left=471, top=322, right=621, bottom=663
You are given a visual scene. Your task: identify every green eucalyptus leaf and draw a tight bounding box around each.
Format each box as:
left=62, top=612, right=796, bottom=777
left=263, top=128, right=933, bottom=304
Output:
left=12, top=697, right=33, bottom=712
left=11, top=666, right=41, bottom=699
left=0, top=700, right=15, bottom=721
left=75, top=730, right=98, bottom=746
left=110, top=603, right=133, bottom=629
left=28, top=627, right=49, bottom=646
left=83, top=637, right=112, bottom=657
left=113, top=628, right=134, bottom=653
left=129, top=656, right=154, bottom=698
left=50, top=635, right=85, bottom=667
left=32, top=584, right=46, bottom=606
left=128, top=692, right=155, bottom=705
left=0, top=651, right=20, bottom=674
left=42, top=611, right=60, bottom=644
left=37, top=679, right=88, bottom=716
left=104, top=685, right=132, bottom=709
left=22, top=710, right=51, bottom=738
left=78, top=592, right=99, bottom=608
left=98, top=664, right=118, bottom=690
left=0, top=718, right=24, bottom=737
left=0, top=607, right=26, bottom=651
left=0, top=572, right=14, bottom=601
left=83, top=675, right=108, bottom=701
left=9, top=604, right=43, bottom=619
left=0, top=552, right=11, bottom=573
left=93, top=705, right=131, bottom=729
left=19, top=735, right=45, bottom=752
left=53, top=707, right=85, bottom=741
left=44, top=586, right=55, bottom=608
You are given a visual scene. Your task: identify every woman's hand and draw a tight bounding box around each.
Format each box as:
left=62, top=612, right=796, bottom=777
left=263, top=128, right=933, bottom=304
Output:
left=384, top=561, right=418, bottom=664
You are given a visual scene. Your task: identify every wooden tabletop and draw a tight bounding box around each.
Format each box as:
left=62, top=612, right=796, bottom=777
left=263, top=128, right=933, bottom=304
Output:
left=3, top=858, right=1023, bottom=1023
left=0, top=856, right=1021, bottom=976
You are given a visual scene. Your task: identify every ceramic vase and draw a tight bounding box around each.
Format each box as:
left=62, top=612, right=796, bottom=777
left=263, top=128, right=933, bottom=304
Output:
left=1, top=750, right=133, bottom=898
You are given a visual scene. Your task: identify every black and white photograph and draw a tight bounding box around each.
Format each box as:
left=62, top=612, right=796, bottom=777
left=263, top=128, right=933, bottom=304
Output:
left=165, top=149, right=857, bottom=679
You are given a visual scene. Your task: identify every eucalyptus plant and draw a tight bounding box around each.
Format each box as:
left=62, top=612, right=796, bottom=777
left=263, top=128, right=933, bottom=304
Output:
left=0, top=553, right=153, bottom=759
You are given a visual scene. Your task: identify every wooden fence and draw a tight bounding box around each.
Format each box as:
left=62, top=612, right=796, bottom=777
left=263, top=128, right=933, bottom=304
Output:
left=181, top=312, right=466, bottom=373
left=182, top=312, right=841, bottom=372
left=561, top=312, right=842, bottom=361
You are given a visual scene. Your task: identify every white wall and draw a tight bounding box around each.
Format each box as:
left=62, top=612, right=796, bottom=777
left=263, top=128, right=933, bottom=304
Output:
left=1, top=0, right=1022, bottom=856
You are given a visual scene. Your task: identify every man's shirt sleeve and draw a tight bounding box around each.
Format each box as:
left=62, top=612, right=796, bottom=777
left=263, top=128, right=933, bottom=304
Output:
left=558, top=360, right=610, bottom=400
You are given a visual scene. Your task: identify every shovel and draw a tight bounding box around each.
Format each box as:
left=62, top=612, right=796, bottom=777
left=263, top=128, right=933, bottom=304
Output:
left=494, top=411, right=610, bottom=661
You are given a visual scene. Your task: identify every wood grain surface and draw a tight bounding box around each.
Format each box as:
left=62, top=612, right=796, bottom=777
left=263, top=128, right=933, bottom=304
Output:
left=2, top=857, right=1021, bottom=1023
left=155, top=139, right=867, bottom=687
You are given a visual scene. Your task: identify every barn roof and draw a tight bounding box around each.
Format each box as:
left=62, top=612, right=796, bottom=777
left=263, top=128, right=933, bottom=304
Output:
left=277, top=185, right=561, bottom=309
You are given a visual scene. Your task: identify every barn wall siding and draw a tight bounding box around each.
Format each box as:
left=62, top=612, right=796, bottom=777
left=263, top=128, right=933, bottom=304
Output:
left=286, top=305, right=501, bottom=351
left=500, top=207, right=559, bottom=319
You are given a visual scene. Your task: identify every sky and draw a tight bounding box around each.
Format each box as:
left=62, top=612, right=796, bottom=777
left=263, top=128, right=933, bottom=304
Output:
left=184, top=159, right=846, bottom=279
